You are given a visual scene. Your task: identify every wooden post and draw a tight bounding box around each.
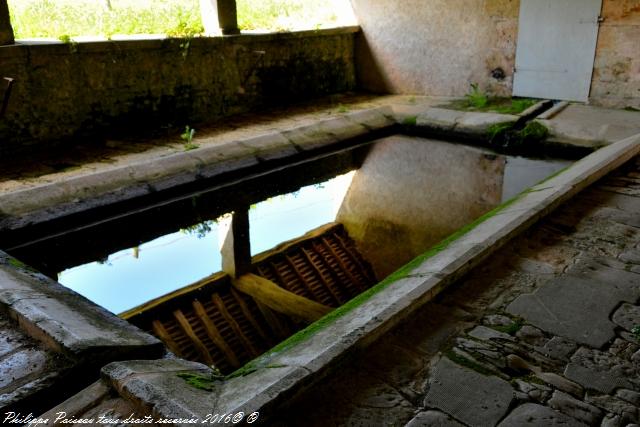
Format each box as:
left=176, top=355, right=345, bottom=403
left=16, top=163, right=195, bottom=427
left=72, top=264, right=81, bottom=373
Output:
left=200, top=0, right=240, bottom=36
left=0, top=0, right=14, bottom=45
left=221, top=207, right=251, bottom=278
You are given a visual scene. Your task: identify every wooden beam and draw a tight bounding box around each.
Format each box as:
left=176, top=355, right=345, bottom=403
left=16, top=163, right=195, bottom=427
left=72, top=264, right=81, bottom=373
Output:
left=200, top=0, right=240, bottom=36
left=221, top=207, right=251, bottom=278
left=0, top=0, right=14, bottom=46
left=232, top=273, right=332, bottom=323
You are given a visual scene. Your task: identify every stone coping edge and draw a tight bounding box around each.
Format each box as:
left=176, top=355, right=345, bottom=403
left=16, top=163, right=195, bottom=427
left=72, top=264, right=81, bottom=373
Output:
left=0, top=26, right=361, bottom=57
left=0, top=250, right=164, bottom=360
left=97, top=132, right=640, bottom=423
left=0, top=106, right=397, bottom=231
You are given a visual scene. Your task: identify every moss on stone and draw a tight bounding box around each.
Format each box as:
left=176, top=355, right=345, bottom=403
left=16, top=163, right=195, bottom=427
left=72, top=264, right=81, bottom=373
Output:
left=443, top=350, right=496, bottom=376
left=6, top=257, right=38, bottom=273
left=492, top=318, right=524, bottom=335
left=177, top=372, right=220, bottom=391
left=488, top=120, right=550, bottom=152
left=487, top=121, right=516, bottom=142
left=521, top=121, right=549, bottom=141
left=402, top=115, right=417, bottom=126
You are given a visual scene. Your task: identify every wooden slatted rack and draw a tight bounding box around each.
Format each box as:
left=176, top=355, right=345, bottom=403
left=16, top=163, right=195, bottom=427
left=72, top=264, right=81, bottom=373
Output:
left=122, top=223, right=377, bottom=374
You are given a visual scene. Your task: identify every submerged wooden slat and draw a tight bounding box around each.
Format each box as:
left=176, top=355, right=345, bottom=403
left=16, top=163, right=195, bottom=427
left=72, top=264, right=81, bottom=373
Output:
left=284, top=254, right=327, bottom=303
left=320, top=236, right=365, bottom=291
left=333, top=232, right=377, bottom=284
left=301, top=246, right=343, bottom=305
left=233, top=273, right=332, bottom=323
left=229, top=288, right=274, bottom=347
left=192, top=300, right=240, bottom=368
left=211, top=293, right=260, bottom=357
left=173, top=309, right=215, bottom=366
left=152, top=320, right=182, bottom=356
left=254, top=301, right=291, bottom=339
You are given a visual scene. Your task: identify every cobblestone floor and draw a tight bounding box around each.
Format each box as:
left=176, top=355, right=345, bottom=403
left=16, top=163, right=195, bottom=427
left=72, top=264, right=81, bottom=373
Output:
left=271, top=156, right=640, bottom=426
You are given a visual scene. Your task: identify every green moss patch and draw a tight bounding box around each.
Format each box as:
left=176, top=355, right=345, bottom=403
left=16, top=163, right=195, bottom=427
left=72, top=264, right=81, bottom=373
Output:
left=402, top=115, right=417, bottom=126
left=444, top=97, right=537, bottom=115
left=444, top=350, right=496, bottom=376
left=177, top=372, right=219, bottom=391
left=492, top=318, right=524, bottom=335
left=488, top=120, right=550, bottom=152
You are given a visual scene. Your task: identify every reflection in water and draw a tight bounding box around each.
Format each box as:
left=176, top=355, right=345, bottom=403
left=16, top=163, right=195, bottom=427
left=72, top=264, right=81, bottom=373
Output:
left=49, top=137, right=570, bottom=315
left=57, top=173, right=355, bottom=314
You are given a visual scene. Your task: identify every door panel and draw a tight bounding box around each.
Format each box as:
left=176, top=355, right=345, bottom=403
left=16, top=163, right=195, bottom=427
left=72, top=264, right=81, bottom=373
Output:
left=513, top=0, right=602, bottom=102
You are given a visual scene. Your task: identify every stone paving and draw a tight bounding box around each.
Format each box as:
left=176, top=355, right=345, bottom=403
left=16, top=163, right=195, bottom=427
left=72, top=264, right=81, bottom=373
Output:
left=0, top=313, right=73, bottom=412
left=542, top=104, right=640, bottom=148
left=269, top=156, right=640, bottom=426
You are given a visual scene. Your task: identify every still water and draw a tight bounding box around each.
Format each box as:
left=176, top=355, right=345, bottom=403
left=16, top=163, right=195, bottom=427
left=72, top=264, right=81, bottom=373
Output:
left=36, top=137, right=569, bottom=314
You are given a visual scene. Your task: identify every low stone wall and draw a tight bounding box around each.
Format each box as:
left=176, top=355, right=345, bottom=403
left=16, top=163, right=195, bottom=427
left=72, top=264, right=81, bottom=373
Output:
left=0, top=28, right=357, bottom=155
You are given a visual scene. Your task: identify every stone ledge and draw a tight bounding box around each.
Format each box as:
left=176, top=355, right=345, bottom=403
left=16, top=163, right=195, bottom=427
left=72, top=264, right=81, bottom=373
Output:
left=0, top=106, right=395, bottom=232
left=0, top=26, right=361, bottom=58
left=94, top=134, right=640, bottom=422
left=0, top=251, right=163, bottom=360
left=414, top=108, right=518, bottom=136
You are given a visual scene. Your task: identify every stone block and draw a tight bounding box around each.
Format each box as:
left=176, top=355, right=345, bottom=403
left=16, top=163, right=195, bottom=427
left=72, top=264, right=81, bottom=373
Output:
left=612, top=303, right=640, bottom=333
left=424, top=357, right=514, bottom=427
left=281, top=123, right=338, bottom=152
left=405, top=410, right=465, bottom=427
left=0, top=348, right=48, bottom=390
left=416, top=108, right=463, bottom=131
left=498, top=403, right=587, bottom=426
left=237, top=132, right=297, bottom=162
left=548, top=391, right=603, bottom=425
left=586, top=393, right=639, bottom=425
left=343, top=106, right=395, bottom=130
left=469, top=325, right=515, bottom=342
left=507, top=275, right=619, bottom=348
left=565, top=348, right=636, bottom=394
left=455, top=112, right=518, bottom=134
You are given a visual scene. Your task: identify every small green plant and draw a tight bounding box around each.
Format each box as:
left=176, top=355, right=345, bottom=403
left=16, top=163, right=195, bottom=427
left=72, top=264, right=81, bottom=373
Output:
left=336, top=104, right=349, bottom=113
left=632, top=325, right=640, bottom=339
left=167, top=14, right=203, bottom=59
left=181, top=125, right=197, bottom=150
left=487, top=122, right=516, bottom=142
left=181, top=125, right=195, bottom=143
left=58, top=34, right=79, bottom=53
left=465, top=83, right=489, bottom=109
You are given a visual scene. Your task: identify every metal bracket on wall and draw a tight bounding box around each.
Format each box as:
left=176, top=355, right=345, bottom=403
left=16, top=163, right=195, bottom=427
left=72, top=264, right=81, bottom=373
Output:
left=1, top=77, right=14, bottom=118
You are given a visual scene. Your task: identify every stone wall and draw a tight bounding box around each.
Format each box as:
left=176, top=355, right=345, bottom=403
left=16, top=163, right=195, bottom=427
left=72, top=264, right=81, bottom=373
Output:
left=351, top=0, right=519, bottom=97
left=0, top=28, right=357, bottom=155
left=352, top=0, right=639, bottom=108
left=590, top=0, right=640, bottom=108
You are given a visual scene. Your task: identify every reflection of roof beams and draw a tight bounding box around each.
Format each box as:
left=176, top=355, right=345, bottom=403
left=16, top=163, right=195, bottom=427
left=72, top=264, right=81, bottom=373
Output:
left=122, top=222, right=377, bottom=374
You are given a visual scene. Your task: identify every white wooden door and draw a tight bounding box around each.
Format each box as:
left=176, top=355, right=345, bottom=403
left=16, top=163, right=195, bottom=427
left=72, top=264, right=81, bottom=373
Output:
left=513, top=0, right=602, bottom=102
